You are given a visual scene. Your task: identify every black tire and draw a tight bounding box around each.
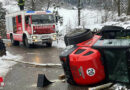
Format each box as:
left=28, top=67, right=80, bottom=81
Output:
left=101, top=26, right=124, bottom=39
left=23, top=36, right=31, bottom=48
left=0, top=39, right=6, bottom=56
left=64, top=28, right=93, bottom=46
left=10, top=35, right=19, bottom=46
left=101, top=26, right=124, bottom=32
left=46, top=42, right=52, bottom=47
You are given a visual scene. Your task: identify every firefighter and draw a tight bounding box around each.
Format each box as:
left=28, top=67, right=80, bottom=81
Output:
left=17, top=0, right=25, bottom=10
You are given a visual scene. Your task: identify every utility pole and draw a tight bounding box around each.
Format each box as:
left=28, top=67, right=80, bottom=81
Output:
left=127, top=0, right=130, bottom=15
left=78, top=0, right=81, bottom=26
left=114, top=0, right=121, bottom=16
left=117, top=0, right=120, bottom=16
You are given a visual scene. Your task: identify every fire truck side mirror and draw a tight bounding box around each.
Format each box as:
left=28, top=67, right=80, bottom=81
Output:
left=59, top=17, right=63, bottom=26
left=55, top=16, right=63, bottom=26
left=55, top=16, right=59, bottom=23
left=25, top=16, right=30, bottom=24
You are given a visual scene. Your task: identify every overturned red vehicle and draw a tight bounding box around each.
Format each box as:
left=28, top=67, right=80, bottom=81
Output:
left=60, top=26, right=130, bottom=85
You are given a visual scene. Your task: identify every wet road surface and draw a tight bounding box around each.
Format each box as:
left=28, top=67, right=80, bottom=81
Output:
left=3, top=42, right=89, bottom=90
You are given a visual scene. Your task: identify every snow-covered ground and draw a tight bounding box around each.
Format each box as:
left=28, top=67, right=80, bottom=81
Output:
left=53, top=39, right=66, bottom=48
left=0, top=52, right=22, bottom=78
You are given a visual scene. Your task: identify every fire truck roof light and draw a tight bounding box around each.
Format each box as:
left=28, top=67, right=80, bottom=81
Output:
left=26, top=11, right=35, bottom=13
left=46, top=10, right=51, bottom=13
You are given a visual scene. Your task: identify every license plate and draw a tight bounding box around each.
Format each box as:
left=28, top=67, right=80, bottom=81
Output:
left=41, top=35, right=50, bottom=39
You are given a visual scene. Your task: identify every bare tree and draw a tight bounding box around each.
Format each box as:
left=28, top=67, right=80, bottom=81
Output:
left=114, top=0, right=121, bottom=16
left=0, top=2, right=6, bottom=38
left=127, top=0, right=130, bottom=15
left=78, top=0, right=81, bottom=26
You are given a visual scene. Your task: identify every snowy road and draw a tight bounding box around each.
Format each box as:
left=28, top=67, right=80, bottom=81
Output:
left=3, top=41, right=90, bottom=90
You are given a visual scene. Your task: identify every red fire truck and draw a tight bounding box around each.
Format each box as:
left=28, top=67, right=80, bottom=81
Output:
left=6, top=10, right=57, bottom=47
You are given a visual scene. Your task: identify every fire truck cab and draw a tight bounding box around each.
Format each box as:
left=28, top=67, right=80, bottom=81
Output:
left=6, top=10, right=57, bottom=47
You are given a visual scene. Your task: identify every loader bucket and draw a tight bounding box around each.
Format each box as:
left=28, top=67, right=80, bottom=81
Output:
left=37, top=74, right=52, bottom=87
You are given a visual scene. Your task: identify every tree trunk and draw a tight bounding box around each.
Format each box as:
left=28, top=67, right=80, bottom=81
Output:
left=117, top=0, right=120, bottom=16
left=78, top=0, right=81, bottom=26
left=32, top=0, right=35, bottom=10
left=127, top=0, right=130, bottom=15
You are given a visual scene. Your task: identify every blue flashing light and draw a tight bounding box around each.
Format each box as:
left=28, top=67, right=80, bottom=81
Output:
left=26, top=11, right=35, bottom=13
left=46, top=10, right=51, bottom=13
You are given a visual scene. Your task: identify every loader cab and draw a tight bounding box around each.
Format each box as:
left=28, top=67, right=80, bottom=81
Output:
left=92, top=39, right=130, bottom=83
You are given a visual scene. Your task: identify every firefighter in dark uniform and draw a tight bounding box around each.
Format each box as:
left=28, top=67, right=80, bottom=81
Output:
left=17, top=0, right=25, bottom=10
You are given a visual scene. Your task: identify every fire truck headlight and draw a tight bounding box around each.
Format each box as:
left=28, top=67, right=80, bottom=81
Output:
left=32, top=36, right=37, bottom=39
left=33, top=39, right=38, bottom=42
left=1, top=82, right=5, bottom=87
left=53, top=34, right=57, bottom=40
left=53, top=34, right=57, bottom=37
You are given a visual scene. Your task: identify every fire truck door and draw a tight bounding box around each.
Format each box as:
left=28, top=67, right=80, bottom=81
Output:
left=12, top=17, right=17, bottom=33
left=16, top=15, right=23, bottom=34
left=25, top=15, right=32, bottom=34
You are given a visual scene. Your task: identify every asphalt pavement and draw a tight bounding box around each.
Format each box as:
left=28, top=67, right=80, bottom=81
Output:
left=3, top=42, right=89, bottom=90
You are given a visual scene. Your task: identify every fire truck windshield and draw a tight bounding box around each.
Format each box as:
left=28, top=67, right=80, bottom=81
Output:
left=32, top=14, right=55, bottom=24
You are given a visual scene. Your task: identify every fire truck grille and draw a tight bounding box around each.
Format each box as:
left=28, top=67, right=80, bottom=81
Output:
left=33, top=26, right=55, bottom=34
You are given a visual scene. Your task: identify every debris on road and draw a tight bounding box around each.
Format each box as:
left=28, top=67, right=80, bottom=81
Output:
left=37, top=74, right=53, bottom=87
left=109, top=83, right=127, bottom=90
left=58, top=74, right=65, bottom=80
left=88, top=83, right=113, bottom=90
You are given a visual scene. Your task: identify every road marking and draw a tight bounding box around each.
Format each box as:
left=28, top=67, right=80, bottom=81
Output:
left=2, top=59, right=61, bottom=67
left=27, top=53, right=39, bottom=55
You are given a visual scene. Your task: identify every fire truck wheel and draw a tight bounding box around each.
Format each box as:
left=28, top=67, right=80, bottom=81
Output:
left=0, top=39, right=6, bottom=56
left=23, top=36, right=31, bottom=48
left=10, top=35, right=19, bottom=46
left=46, top=42, right=52, bottom=47
left=64, top=28, right=93, bottom=46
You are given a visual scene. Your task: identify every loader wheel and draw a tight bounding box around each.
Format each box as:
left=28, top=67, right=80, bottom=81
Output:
left=23, top=36, right=31, bottom=48
left=101, top=26, right=124, bottom=39
left=10, top=35, right=19, bottom=46
left=0, top=40, right=6, bottom=56
left=101, top=26, right=124, bottom=32
left=64, top=28, right=93, bottom=46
